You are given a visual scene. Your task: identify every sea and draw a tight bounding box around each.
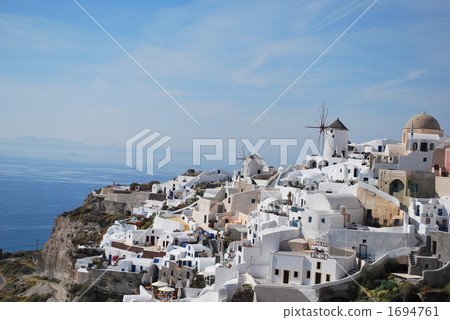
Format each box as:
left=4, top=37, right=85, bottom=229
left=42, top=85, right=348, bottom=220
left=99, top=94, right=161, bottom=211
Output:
left=0, top=154, right=185, bottom=253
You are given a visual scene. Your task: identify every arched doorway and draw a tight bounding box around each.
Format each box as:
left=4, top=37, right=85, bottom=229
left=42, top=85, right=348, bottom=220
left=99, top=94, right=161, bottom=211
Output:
left=389, top=179, right=405, bottom=200
left=318, top=160, right=329, bottom=169
left=307, top=160, right=317, bottom=169
left=148, top=264, right=160, bottom=283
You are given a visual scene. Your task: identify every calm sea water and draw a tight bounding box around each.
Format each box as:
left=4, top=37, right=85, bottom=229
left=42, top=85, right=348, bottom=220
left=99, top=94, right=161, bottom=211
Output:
left=0, top=154, right=182, bottom=252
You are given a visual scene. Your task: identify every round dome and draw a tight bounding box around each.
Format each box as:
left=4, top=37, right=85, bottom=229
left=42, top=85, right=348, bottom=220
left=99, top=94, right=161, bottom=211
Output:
left=404, top=112, right=441, bottom=130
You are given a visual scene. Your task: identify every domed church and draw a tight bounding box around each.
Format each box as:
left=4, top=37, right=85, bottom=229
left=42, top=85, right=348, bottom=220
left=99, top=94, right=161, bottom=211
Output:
left=402, top=112, right=444, bottom=145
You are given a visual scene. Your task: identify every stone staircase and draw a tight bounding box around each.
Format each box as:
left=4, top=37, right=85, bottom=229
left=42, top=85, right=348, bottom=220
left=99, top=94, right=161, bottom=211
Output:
left=409, top=250, right=417, bottom=266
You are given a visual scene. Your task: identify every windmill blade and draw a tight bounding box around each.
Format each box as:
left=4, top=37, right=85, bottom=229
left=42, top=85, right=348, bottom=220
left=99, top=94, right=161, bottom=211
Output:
left=236, top=145, right=249, bottom=167
left=305, top=102, right=329, bottom=155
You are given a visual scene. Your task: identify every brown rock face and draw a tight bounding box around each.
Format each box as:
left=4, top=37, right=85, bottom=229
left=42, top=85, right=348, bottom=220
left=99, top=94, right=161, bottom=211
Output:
left=34, top=191, right=148, bottom=285
left=34, top=215, right=103, bottom=284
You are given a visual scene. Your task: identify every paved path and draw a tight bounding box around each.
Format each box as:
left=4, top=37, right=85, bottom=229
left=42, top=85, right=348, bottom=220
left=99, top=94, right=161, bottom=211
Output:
left=0, top=272, right=6, bottom=290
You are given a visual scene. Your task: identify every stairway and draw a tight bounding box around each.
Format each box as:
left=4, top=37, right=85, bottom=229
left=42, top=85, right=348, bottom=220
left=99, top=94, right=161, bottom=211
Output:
left=208, top=239, right=219, bottom=255
left=409, top=250, right=417, bottom=266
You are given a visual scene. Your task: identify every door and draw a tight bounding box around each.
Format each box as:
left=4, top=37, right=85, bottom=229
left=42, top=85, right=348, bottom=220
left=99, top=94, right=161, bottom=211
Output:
left=283, top=270, right=290, bottom=284
left=315, top=272, right=321, bottom=284
left=131, top=265, right=136, bottom=272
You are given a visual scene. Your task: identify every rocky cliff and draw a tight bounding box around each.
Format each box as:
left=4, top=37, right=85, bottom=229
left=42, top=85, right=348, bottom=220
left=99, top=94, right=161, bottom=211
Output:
left=34, top=215, right=104, bottom=283
left=34, top=191, right=149, bottom=293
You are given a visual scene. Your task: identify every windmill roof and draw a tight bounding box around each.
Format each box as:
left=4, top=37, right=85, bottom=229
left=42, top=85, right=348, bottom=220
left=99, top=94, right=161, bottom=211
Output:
left=248, top=154, right=263, bottom=160
left=327, top=118, right=348, bottom=131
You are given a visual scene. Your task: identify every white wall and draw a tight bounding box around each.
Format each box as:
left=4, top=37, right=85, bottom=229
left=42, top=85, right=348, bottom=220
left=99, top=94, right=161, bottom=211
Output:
left=269, top=251, right=356, bottom=285
left=398, top=151, right=433, bottom=171
left=324, top=128, right=348, bottom=159
left=327, top=226, right=416, bottom=259
left=299, top=211, right=344, bottom=239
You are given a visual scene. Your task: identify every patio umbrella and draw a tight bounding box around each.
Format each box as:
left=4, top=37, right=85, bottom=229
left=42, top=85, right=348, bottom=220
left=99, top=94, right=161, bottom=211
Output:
left=152, top=279, right=168, bottom=287
left=175, top=280, right=183, bottom=300
left=158, top=286, right=175, bottom=292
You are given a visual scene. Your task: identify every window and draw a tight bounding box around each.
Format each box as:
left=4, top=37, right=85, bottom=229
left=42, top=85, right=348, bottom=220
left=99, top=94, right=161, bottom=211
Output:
left=251, top=199, right=256, bottom=203
left=274, top=268, right=280, bottom=276
left=394, top=219, right=400, bottom=226
left=306, top=270, right=311, bottom=279
left=317, top=262, right=321, bottom=270
left=423, top=157, right=427, bottom=162
left=383, top=219, right=388, bottom=224
left=438, top=209, right=443, bottom=216
left=321, top=218, right=325, bottom=223
left=308, top=217, right=312, bottom=223
left=430, top=143, right=435, bottom=150
left=204, top=215, right=207, bottom=223
left=362, top=239, right=367, bottom=243
left=410, top=184, right=419, bottom=193
left=420, top=142, right=428, bottom=152
left=293, top=271, right=299, bottom=278
left=326, top=274, right=330, bottom=282
left=412, top=142, right=418, bottom=150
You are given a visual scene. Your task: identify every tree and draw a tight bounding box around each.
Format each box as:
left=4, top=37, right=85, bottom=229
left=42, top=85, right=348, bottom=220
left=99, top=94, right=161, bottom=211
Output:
left=148, top=180, right=160, bottom=187
left=287, top=192, right=292, bottom=205
left=130, top=183, right=140, bottom=191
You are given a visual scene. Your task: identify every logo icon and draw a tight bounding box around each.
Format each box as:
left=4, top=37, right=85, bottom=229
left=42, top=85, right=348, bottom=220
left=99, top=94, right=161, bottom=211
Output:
left=126, top=128, right=172, bottom=175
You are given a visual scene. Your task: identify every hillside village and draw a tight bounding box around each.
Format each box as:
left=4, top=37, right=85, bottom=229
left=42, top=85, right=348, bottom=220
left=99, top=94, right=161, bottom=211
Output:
left=73, top=112, right=450, bottom=302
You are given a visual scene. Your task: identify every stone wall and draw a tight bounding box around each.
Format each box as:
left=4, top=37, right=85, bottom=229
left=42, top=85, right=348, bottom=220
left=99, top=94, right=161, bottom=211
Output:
left=436, top=176, right=450, bottom=197
left=430, top=231, right=450, bottom=263
left=422, top=262, right=450, bottom=288
left=357, top=185, right=401, bottom=226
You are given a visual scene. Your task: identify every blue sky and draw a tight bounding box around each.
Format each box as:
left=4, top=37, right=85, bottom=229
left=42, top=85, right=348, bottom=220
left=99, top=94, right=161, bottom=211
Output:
left=1, top=0, right=449, bottom=163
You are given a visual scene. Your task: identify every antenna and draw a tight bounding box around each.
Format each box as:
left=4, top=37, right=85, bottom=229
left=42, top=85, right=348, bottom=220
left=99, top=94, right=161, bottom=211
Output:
left=305, top=102, right=329, bottom=154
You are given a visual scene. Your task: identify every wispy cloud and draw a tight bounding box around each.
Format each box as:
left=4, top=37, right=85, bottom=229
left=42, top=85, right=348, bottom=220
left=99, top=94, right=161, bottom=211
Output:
left=0, top=0, right=449, bottom=151
left=367, top=69, right=429, bottom=90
